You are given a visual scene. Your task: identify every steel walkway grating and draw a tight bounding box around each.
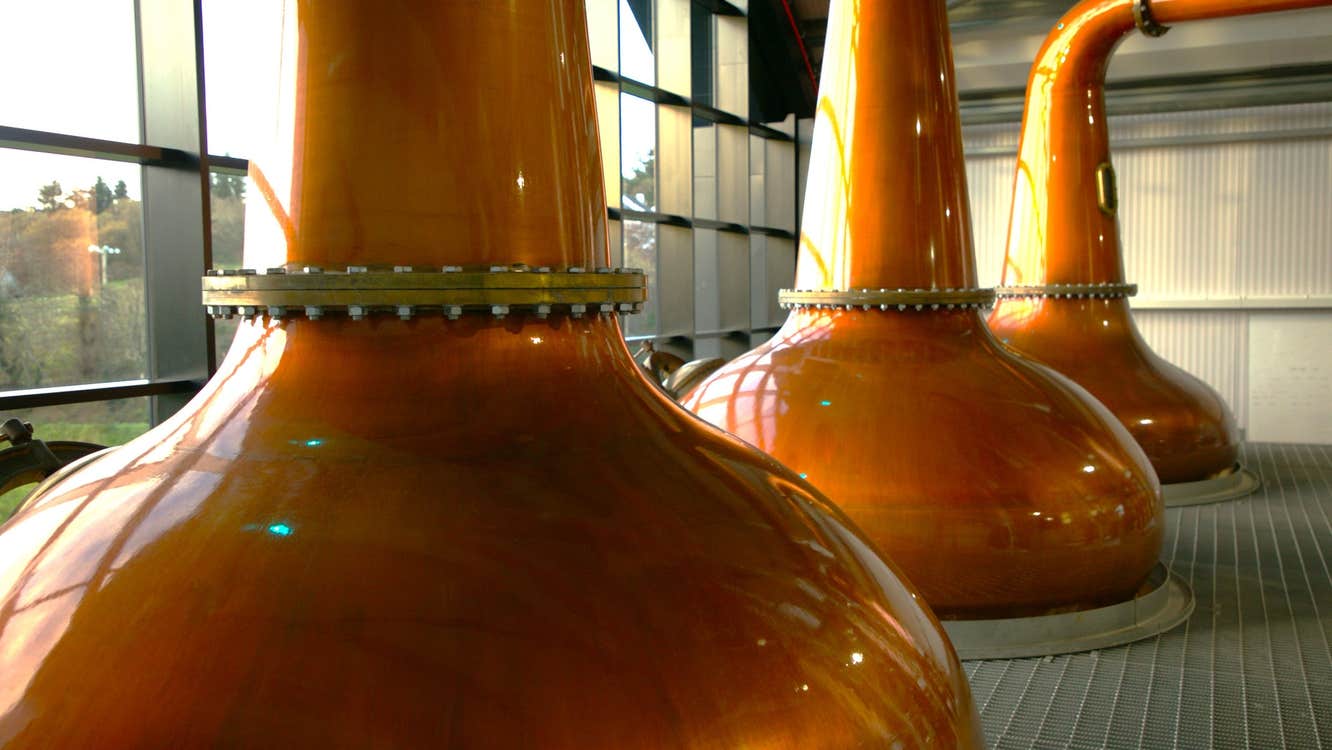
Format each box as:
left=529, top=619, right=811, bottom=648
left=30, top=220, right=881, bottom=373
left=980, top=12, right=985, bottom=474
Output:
left=965, top=443, right=1332, bottom=749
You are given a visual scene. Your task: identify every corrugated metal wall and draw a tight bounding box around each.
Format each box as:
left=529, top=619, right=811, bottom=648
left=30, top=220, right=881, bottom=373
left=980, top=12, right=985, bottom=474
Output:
left=963, top=102, right=1332, bottom=440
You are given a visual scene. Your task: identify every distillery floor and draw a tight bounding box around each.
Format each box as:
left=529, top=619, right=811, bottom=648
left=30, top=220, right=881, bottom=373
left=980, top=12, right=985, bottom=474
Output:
left=965, top=443, right=1332, bottom=749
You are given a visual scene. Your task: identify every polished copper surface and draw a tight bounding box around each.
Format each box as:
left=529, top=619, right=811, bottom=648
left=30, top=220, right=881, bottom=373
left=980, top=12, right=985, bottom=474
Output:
left=987, top=0, right=1327, bottom=483
left=0, top=1, right=981, bottom=746
left=684, top=0, right=1163, bottom=620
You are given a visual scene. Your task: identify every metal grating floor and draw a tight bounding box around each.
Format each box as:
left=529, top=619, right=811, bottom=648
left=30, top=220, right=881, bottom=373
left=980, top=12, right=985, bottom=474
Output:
left=965, top=443, right=1332, bottom=749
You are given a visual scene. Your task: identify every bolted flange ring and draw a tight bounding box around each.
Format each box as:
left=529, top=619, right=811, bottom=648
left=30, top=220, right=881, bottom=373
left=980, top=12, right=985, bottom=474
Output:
left=202, top=264, right=647, bottom=320
left=779, top=287, right=995, bottom=312
left=995, top=282, right=1138, bottom=301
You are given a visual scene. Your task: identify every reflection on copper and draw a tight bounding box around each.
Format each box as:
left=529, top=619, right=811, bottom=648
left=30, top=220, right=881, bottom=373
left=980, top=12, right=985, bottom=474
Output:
left=684, top=0, right=1164, bottom=620
left=0, top=1, right=981, bottom=745
left=987, top=0, right=1329, bottom=484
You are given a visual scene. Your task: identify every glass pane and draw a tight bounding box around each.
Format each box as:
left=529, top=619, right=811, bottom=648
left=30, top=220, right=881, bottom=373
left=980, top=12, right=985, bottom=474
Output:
left=595, top=83, right=621, bottom=210
left=694, top=228, right=720, bottom=333
left=690, top=5, right=714, bottom=108
left=717, top=124, right=749, bottom=225
left=750, top=234, right=767, bottom=328
left=619, top=0, right=654, bottom=85
left=658, top=225, right=693, bottom=337
left=620, top=94, right=656, bottom=213
left=718, top=231, right=749, bottom=331
left=0, top=0, right=139, bottom=143
left=622, top=220, right=657, bottom=338
left=750, top=234, right=795, bottom=329
left=586, top=0, right=620, bottom=73
left=658, top=105, right=692, bottom=217
left=607, top=218, right=623, bottom=269
left=0, top=397, right=151, bottom=519
left=656, top=0, right=691, bottom=96
left=0, top=149, right=146, bottom=392
left=750, top=135, right=766, bottom=228
left=765, top=236, right=796, bottom=327
left=765, top=139, right=797, bottom=232
left=210, top=170, right=248, bottom=365
left=693, top=120, right=717, bottom=221
left=202, top=0, right=284, bottom=158
left=210, top=172, right=248, bottom=270
left=715, top=16, right=748, bottom=118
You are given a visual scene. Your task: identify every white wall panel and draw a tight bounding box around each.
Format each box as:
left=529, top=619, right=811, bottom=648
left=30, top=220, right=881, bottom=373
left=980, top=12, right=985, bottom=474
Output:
left=1249, top=312, right=1332, bottom=443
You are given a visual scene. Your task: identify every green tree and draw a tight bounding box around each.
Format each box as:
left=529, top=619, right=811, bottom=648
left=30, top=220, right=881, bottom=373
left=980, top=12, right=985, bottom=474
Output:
left=211, top=172, right=246, bottom=201
left=622, top=149, right=655, bottom=212
left=210, top=189, right=246, bottom=268
left=113, top=180, right=129, bottom=200
left=96, top=198, right=145, bottom=282
left=92, top=177, right=114, bottom=214
left=37, top=181, right=63, bottom=211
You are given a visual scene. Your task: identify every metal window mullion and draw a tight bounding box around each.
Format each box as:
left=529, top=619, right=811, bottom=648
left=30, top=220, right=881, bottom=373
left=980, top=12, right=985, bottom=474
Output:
left=135, top=0, right=211, bottom=423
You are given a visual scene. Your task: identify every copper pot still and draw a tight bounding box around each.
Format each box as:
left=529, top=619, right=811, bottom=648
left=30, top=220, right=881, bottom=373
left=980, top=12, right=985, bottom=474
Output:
left=684, top=0, right=1166, bottom=621
left=0, top=1, right=984, bottom=746
left=987, top=0, right=1331, bottom=485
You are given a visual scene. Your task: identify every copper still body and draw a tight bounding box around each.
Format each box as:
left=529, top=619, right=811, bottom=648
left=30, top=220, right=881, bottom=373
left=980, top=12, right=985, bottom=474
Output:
left=988, top=0, right=1330, bottom=485
left=684, top=0, right=1164, bottom=620
left=0, top=1, right=982, bottom=747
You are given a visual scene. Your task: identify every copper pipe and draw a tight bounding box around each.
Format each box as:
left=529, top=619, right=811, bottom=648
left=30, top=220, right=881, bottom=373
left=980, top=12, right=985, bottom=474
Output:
left=0, top=1, right=982, bottom=746
left=685, top=0, right=1164, bottom=620
left=989, top=0, right=1327, bottom=483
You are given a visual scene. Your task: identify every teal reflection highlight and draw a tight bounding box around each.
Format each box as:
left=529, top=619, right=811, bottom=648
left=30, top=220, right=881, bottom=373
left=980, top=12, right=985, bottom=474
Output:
left=267, top=523, right=293, bottom=537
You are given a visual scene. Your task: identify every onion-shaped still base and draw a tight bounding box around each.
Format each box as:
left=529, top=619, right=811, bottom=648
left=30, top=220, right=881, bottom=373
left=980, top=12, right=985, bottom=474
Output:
left=989, top=298, right=1242, bottom=485
left=1163, top=464, right=1261, bottom=507
left=683, top=309, right=1164, bottom=620
left=0, top=319, right=983, bottom=749
left=943, top=563, right=1194, bottom=660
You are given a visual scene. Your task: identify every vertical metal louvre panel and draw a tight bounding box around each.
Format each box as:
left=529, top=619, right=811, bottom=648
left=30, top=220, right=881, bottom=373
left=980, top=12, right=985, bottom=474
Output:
left=1109, top=101, right=1332, bottom=140
left=1234, top=139, right=1332, bottom=298
left=1113, top=111, right=1332, bottom=301
left=964, top=152, right=1017, bottom=289
left=1117, top=143, right=1242, bottom=298
left=1134, top=310, right=1249, bottom=430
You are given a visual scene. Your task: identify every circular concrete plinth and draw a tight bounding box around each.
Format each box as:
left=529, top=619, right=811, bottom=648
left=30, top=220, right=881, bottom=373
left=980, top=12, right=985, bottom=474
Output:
left=1163, top=464, right=1260, bottom=507
left=942, top=563, right=1194, bottom=661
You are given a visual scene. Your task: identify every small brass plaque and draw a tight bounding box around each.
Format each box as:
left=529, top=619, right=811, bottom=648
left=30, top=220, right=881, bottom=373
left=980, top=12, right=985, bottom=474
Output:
left=1096, top=162, right=1118, bottom=216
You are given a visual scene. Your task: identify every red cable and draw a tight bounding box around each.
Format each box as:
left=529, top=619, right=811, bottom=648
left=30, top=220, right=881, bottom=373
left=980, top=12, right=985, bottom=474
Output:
left=778, top=0, right=819, bottom=92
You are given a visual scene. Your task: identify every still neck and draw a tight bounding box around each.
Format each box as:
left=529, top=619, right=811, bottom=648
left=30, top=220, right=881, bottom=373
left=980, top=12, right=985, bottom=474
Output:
left=241, top=0, right=607, bottom=272
left=794, top=0, right=977, bottom=292
left=1002, top=0, right=1132, bottom=287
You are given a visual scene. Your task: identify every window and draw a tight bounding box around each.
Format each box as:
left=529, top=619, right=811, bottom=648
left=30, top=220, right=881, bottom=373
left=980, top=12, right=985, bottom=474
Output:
left=1, top=0, right=808, bottom=457
left=589, top=0, right=802, bottom=360
left=1, top=0, right=209, bottom=451
left=0, top=151, right=147, bottom=392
